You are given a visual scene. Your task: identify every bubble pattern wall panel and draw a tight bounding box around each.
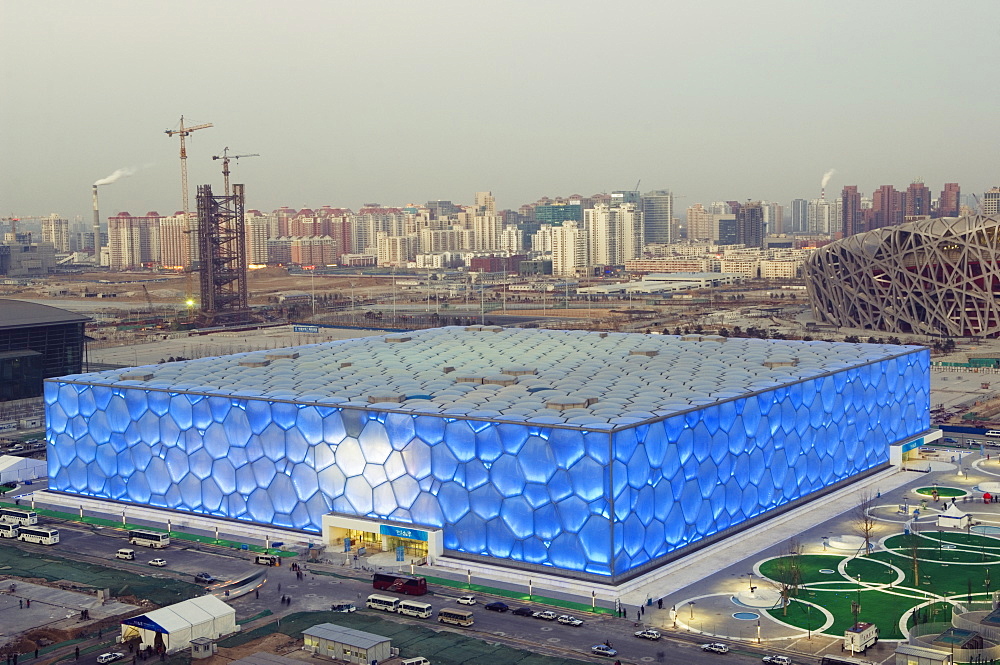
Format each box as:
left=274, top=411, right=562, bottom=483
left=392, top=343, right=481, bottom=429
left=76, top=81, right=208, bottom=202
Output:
left=46, top=351, right=929, bottom=578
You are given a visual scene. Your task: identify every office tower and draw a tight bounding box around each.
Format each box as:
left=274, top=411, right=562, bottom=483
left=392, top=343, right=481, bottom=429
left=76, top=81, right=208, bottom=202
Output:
left=716, top=215, right=738, bottom=244
left=710, top=201, right=733, bottom=215
left=551, top=221, right=588, bottom=277
left=641, top=190, right=674, bottom=244
left=937, top=183, right=960, bottom=218
left=983, top=187, right=1000, bottom=216
left=790, top=199, right=809, bottom=233
left=872, top=185, right=903, bottom=229
left=534, top=202, right=583, bottom=225
left=41, top=215, right=71, bottom=252
left=841, top=186, right=863, bottom=237
left=736, top=202, right=764, bottom=248
left=904, top=180, right=932, bottom=218
left=585, top=203, right=644, bottom=265
left=687, top=204, right=713, bottom=240
left=610, top=190, right=641, bottom=207
left=426, top=200, right=462, bottom=220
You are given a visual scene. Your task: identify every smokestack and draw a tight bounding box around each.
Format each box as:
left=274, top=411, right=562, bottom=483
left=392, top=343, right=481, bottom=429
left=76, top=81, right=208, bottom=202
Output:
left=92, top=185, right=101, bottom=264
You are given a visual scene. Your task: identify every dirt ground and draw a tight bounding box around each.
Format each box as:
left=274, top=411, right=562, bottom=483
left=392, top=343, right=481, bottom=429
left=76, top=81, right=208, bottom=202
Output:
left=203, top=633, right=308, bottom=664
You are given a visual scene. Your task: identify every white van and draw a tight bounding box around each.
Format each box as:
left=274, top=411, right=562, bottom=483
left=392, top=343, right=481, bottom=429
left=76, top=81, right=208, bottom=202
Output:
left=400, top=658, right=430, bottom=665
left=115, top=548, right=135, bottom=560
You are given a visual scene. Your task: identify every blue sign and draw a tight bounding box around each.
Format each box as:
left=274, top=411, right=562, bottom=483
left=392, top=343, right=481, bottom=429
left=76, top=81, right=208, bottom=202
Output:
left=396, top=545, right=405, bottom=562
left=293, top=325, right=320, bottom=333
left=380, top=524, right=428, bottom=541
left=344, top=537, right=351, bottom=552
left=900, top=437, right=924, bottom=453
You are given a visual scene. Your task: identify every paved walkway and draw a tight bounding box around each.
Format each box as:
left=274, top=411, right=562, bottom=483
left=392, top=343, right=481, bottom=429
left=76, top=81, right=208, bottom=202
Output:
left=634, top=448, right=1000, bottom=664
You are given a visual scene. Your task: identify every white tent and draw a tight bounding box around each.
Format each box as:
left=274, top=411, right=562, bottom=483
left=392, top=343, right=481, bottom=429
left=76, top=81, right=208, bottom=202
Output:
left=0, top=455, right=45, bottom=485
left=120, top=595, right=238, bottom=653
left=936, top=502, right=971, bottom=529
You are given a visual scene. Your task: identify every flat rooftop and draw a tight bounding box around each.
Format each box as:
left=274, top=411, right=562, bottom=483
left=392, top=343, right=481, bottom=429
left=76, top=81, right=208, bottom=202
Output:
left=53, top=326, right=924, bottom=427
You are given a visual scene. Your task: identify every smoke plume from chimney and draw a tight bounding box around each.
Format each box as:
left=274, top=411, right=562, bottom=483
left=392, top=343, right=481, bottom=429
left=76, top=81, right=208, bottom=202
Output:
left=820, top=169, right=836, bottom=190
left=94, top=167, right=135, bottom=187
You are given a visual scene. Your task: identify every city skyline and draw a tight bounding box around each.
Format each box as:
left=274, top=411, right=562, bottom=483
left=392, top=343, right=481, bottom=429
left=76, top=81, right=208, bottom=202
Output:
left=2, top=1, right=998, bottom=219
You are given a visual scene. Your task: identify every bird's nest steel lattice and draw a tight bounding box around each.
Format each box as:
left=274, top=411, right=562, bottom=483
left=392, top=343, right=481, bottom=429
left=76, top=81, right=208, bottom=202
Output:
left=804, top=215, right=1000, bottom=338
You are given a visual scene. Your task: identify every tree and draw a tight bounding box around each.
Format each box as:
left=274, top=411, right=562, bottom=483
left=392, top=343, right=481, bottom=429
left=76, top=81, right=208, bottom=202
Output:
left=852, top=490, right=879, bottom=556
left=765, top=539, right=802, bottom=615
left=908, top=527, right=921, bottom=587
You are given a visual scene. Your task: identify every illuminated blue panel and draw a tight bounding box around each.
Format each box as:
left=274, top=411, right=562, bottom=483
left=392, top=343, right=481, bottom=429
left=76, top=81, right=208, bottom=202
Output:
left=45, top=347, right=930, bottom=580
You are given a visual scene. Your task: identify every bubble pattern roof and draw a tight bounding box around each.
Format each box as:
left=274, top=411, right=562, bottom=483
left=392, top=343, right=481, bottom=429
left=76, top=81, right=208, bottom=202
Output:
left=65, top=326, right=923, bottom=426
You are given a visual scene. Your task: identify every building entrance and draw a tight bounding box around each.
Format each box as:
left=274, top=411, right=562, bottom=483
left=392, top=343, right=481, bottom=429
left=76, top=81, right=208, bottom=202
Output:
left=345, top=529, right=428, bottom=558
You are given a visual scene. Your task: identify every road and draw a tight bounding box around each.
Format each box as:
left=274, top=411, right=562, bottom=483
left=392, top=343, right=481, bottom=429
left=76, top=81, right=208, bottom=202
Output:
left=9, top=520, right=807, bottom=665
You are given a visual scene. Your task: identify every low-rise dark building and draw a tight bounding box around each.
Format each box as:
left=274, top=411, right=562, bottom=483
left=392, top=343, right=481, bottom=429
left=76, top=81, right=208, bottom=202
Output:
left=0, top=300, right=89, bottom=401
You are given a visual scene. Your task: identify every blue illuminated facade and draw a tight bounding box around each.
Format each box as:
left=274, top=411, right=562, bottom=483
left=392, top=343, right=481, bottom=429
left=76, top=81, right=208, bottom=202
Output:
left=45, top=331, right=930, bottom=581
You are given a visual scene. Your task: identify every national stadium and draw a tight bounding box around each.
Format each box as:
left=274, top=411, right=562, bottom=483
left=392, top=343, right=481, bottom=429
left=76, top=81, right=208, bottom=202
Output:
left=44, top=326, right=931, bottom=583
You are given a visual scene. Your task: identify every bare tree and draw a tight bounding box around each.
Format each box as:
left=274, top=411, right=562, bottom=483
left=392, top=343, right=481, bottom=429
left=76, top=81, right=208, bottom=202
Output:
left=765, top=539, right=802, bottom=615
left=852, top=490, right=879, bottom=556
left=908, top=525, right=921, bottom=587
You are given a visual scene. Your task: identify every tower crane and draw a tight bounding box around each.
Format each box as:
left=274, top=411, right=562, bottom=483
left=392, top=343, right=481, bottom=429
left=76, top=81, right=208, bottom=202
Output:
left=212, top=147, right=260, bottom=197
left=164, top=116, right=213, bottom=227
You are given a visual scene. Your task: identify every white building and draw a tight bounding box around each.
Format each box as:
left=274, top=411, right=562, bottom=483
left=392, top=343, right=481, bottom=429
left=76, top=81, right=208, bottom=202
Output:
left=551, top=221, right=588, bottom=277
left=586, top=203, right=643, bottom=265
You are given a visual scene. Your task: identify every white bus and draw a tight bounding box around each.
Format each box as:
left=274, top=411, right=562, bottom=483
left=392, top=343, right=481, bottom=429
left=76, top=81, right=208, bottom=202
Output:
left=128, top=529, right=170, bottom=548
left=398, top=600, right=433, bottom=618
left=986, top=430, right=1000, bottom=438
left=0, top=508, right=38, bottom=526
left=366, top=594, right=401, bottom=612
left=18, top=526, right=59, bottom=545
left=0, top=522, right=20, bottom=538
left=437, top=608, right=474, bottom=627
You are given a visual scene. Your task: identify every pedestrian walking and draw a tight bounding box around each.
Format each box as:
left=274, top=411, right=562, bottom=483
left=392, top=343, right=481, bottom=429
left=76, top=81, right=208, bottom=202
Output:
left=25, top=599, right=29, bottom=608
left=255, top=589, right=259, bottom=599
left=19, top=599, right=22, bottom=609
left=75, top=647, right=80, bottom=660
left=34, top=649, right=38, bottom=659
left=657, top=598, right=663, bottom=610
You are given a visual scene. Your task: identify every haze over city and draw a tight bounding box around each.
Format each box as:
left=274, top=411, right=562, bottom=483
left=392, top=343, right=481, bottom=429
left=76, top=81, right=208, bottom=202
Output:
left=2, top=0, right=999, bottom=218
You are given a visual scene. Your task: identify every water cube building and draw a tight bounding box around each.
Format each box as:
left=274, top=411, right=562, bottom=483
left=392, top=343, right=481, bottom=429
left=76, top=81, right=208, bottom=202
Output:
left=45, top=327, right=930, bottom=582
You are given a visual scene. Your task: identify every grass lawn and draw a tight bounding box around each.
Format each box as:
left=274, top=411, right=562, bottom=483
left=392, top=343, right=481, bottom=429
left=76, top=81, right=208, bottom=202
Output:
left=915, top=486, right=967, bottom=497
left=758, top=554, right=851, bottom=584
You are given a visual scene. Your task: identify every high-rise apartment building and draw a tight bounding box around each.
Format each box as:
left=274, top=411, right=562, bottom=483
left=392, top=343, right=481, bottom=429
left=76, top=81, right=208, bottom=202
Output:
left=937, top=183, right=960, bottom=218
left=904, top=180, right=932, bottom=219
left=641, top=190, right=673, bottom=245
left=107, top=212, right=161, bottom=270
left=41, top=215, right=71, bottom=253
left=760, top=202, right=783, bottom=235
left=585, top=203, right=644, bottom=266
left=687, top=204, right=714, bottom=241
left=983, top=187, right=1000, bottom=216
left=790, top=199, right=809, bottom=233
left=736, top=202, right=764, bottom=248
left=551, top=221, right=588, bottom=277
left=841, top=186, right=863, bottom=237
left=872, top=185, right=903, bottom=229
left=159, top=213, right=192, bottom=269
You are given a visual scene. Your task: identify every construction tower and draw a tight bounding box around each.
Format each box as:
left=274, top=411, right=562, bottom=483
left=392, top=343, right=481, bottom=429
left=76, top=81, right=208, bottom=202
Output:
left=196, top=183, right=250, bottom=326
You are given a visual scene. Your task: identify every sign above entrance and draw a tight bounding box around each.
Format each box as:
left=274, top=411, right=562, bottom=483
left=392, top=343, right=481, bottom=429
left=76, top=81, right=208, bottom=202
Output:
left=380, top=524, right=428, bottom=541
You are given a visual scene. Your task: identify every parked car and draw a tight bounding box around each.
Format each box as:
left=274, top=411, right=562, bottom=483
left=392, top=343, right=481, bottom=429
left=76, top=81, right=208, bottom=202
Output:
left=533, top=610, right=558, bottom=621
left=457, top=595, right=477, bottom=605
left=634, top=629, right=661, bottom=640
left=762, top=656, right=791, bottom=665
left=557, top=615, right=583, bottom=626
left=591, top=645, right=618, bottom=657
left=331, top=603, right=357, bottom=613
left=484, top=601, right=509, bottom=612
left=701, top=643, right=730, bottom=654
left=194, top=572, right=217, bottom=584
left=97, top=654, right=125, bottom=664
left=147, top=558, right=167, bottom=567
left=512, top=607, right=535, bottom=617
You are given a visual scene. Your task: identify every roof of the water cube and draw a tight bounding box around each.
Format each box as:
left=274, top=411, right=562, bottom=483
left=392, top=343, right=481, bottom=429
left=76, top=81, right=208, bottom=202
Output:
left=60, top=326, right=923, bottom=428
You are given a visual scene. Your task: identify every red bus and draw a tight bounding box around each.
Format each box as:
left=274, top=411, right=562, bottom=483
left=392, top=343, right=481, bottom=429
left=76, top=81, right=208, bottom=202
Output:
left=372, top=572, right=428, bottom=596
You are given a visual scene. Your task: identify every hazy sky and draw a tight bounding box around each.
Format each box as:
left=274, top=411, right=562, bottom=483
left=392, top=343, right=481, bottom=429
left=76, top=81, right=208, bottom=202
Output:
left=2, top=1, right=998, bottom=220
